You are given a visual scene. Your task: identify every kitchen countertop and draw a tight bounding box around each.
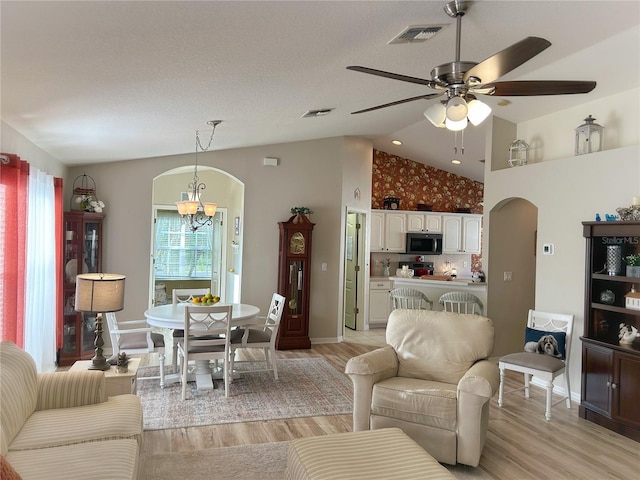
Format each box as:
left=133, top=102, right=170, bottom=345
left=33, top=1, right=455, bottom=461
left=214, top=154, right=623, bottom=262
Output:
left=389, top=276, right=487, bottom=287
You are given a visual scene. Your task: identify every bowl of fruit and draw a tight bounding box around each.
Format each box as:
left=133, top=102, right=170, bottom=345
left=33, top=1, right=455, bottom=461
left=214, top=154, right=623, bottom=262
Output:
left=192, top=293, right=221, bottom=305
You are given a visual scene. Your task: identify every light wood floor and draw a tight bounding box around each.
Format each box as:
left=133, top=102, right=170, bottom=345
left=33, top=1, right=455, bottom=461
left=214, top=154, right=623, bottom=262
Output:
left=139, top=328, right=639, bottom=479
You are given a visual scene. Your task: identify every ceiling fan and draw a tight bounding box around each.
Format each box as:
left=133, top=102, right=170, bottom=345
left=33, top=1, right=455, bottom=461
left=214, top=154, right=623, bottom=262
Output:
left=347, top=0, right=596, bottom=130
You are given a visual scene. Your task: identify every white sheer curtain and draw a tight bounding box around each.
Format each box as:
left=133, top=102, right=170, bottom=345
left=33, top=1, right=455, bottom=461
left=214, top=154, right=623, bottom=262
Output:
left=24, top=167, right=57, bottom=372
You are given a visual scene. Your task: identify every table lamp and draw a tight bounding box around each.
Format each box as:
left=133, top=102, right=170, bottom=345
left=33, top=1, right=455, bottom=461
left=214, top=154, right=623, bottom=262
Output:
left=75, top=273, right=126, bottom=371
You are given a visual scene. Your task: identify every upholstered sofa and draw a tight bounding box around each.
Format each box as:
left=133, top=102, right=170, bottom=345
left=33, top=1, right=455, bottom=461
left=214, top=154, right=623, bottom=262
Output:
left=345, top=309, right=499, bottom=467
left=0, top=341, right=143, bottom=480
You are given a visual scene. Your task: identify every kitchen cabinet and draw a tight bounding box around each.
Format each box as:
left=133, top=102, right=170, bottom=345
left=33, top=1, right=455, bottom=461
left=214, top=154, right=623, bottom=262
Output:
left=579, top=221, right=640, bottom=441
left=442, top=214, right=482, bottom=254
left=406, top=213, right=442, bottom=233
left=369, top=279, right=392, bottom=326
left=276, top=214, right=314, bottom=349
left=370, top=210, right=406, bottom=252
left=59, top=211, right=105, bottom=366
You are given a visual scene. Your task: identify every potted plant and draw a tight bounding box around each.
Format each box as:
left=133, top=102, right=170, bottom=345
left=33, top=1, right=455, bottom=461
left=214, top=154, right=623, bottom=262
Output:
left=625, top=253, right=640, bottom=278
left=290, top=206, right=313, bottom=223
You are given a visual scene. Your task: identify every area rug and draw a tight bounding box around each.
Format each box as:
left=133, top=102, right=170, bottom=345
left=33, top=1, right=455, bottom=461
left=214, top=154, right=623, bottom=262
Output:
left=137, top=358, right=353, bottom=430
left=140, top=442, right=492, bottom=480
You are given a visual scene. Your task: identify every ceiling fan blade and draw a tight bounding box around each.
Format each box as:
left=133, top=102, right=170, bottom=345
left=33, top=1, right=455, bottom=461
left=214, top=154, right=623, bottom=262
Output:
left=463, top=37, right=551, bottom=85
left=482, top=80, right=597, bottom=96
left=347, top=66, right=438, bottom=87
left=351, top=93, right=444, bottom=115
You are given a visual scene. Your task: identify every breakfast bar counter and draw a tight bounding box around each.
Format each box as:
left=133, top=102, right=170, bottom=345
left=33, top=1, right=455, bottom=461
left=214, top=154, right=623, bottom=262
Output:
left=389, top=276, right=487, bottom=314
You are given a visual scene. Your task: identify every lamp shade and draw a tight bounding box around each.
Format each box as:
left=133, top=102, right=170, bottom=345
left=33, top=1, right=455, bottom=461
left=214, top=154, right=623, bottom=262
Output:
left=176, top=200, right=199, bottom=215
left=467, top=99, right=492, bottom=126
left=75, top=273, right=125, bottom=313
left=424, top=102, right=446, bottom=128
left=202, top=202, right=218, bottom=216
left=445, top=97, right=468, bottom=122
left=445, top=117, right=468, bottom=131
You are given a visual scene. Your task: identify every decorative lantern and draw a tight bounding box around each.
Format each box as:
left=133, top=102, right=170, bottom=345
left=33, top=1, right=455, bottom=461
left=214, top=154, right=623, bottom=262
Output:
left=508, top=139, right=529, bottom=167
left=575, top=115, right=603, bottom=155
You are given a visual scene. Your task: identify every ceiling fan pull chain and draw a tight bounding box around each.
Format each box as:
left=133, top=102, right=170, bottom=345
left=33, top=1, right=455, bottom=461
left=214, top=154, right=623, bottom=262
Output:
left=461, top=129, right=465, bottom=155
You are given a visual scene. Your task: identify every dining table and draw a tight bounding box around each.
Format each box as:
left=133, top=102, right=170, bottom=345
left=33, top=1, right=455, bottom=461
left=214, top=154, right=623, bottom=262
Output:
left=144, top=302, right=260, bottom=391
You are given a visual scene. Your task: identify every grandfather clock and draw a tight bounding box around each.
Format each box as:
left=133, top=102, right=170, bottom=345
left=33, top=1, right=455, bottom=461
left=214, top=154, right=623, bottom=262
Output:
left=276, top=214, right=314, bottom=349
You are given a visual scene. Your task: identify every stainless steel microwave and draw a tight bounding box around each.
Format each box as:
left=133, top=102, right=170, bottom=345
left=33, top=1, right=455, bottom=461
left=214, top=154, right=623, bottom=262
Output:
left=405, top=233, right=443, bottom=255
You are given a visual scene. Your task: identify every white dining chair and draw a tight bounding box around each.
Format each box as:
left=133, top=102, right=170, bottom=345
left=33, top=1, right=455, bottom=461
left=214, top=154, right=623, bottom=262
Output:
left=171, top=288, right=211, bottom=371
left=105, top=311, right=166, bottom=387
left=178, top=304, right=233, bottom=399
left=230, top=293, right=285, bottom=380
left=498, top=309, right=574, bottom=421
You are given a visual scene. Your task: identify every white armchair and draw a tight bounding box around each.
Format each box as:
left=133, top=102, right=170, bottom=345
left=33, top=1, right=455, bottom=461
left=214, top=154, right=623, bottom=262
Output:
left=345, top=309, right=498, bottom=467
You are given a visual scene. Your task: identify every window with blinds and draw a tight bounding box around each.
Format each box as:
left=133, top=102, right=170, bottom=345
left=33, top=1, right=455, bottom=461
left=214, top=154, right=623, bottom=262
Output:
left=154, top=210, right=213, bottom=279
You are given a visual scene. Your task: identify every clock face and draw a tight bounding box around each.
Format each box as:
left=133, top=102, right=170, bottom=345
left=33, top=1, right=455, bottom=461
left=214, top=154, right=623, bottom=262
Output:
left=290, top=232, right=305, bottom=255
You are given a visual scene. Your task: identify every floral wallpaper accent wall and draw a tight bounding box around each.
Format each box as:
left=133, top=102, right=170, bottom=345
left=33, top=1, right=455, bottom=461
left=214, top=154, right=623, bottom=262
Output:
left=372, top=150, right=484, bottom=213
left=372, top=150, right=484, bottom=272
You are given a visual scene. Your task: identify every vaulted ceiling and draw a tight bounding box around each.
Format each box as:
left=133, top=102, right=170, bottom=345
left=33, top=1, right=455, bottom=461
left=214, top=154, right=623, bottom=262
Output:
left=2, top=1, right=638, bottom=182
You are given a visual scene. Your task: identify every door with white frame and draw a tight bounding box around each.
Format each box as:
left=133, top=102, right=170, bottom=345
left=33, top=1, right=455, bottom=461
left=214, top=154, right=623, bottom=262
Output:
left=150, top=206, right=227, bottom=306
left=344, top=211, right=365, bottom=331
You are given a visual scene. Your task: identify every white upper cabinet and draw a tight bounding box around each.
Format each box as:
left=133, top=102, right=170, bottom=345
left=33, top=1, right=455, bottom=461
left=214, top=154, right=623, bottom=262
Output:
left=442, top=214, right=482, bottom=254
left=370, top=210, right=406, bottom=252
left=406, top=213, right=442, bottom=233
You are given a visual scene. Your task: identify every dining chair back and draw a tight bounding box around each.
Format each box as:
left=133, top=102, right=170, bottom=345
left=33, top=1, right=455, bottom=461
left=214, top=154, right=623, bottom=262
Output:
left=390, top=288, right=433, bottom=310
left=170, top=288, right=211, bottom=370
left=105, top=312, right=166, bottom=387
left=439, top=291, right=483, bottom=314
left=498, top=309, right=574, bottom=421
left=230, top=293, right=285, bottom=380
left=178, top=304, right=233, bottom=399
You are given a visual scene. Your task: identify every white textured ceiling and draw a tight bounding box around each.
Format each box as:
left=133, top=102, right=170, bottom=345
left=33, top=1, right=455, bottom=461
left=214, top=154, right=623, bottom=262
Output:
left=2, top=1, right=638, bottom=182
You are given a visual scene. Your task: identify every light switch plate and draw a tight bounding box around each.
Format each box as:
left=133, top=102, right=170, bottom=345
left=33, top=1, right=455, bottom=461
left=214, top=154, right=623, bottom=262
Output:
left=543, top=243, right=554, bottom=255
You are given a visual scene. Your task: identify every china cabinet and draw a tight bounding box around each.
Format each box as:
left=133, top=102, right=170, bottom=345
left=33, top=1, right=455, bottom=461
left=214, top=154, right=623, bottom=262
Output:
left=59, top=211, right=105, bottom=366
left=276, top=215, right=314, bottom=349
left=580, top=221, right=640, bottom=441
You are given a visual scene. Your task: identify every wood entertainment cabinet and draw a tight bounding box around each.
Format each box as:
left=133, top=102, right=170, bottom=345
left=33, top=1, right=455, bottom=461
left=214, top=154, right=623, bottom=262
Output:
left=580, top=221, right=640, bottom=441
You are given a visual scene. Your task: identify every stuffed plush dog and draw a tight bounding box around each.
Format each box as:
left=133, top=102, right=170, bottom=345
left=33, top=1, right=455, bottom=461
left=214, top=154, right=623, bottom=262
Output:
left=524, top=335, right=562, bottom=358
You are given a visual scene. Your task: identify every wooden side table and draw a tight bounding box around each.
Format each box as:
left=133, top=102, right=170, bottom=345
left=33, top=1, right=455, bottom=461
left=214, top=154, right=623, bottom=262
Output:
left=69, top=358, right=140, bottom=396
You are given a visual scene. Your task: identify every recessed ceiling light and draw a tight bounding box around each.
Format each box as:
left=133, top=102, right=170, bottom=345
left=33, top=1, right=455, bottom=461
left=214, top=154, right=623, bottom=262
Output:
left=391, top=139, right=402, bottom=146
left=451, top=159, right=461, bottom=165
left=497, top=99, right=511, bottom=107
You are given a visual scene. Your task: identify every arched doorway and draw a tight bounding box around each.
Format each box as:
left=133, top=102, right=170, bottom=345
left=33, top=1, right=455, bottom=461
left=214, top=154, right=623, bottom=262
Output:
left=487, top=197, right=538, bottom=356
left=150, top=166, right=245, bottom=306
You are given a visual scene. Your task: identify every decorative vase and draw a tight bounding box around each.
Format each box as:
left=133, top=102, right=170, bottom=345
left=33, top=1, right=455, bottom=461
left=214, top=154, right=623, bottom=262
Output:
left=606, top=245, right=622, bottom=276
left=383, top=266, right=390, bottom=276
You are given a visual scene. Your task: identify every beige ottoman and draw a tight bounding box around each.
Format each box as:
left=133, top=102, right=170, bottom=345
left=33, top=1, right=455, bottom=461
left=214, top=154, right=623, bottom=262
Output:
left=285, top=428, right=455, bottom=480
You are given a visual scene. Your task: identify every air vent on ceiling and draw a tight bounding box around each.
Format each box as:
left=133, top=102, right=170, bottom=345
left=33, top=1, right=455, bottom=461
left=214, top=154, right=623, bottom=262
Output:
left=388, top=25, right=446, bottom=45
left=302, top=108, right=335, bottom=118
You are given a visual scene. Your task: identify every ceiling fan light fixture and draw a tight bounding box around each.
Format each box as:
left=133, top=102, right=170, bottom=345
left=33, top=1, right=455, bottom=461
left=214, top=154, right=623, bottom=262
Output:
left=467, top=98, right=492, bottom=126
left=424, top=102, right=446, bottom=128
left=445, top=116, right=467, bottom=131
left=445, top=96, right=468, bottom=122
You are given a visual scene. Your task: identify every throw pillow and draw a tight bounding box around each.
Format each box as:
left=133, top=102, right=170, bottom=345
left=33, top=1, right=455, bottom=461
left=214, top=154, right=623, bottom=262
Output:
left=0, top=455, right=23, bottom=480
left=523, top=327, right=566, bottom=360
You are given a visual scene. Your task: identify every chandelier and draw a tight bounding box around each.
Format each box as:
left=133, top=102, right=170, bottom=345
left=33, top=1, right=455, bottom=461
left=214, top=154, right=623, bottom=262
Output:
left=176, top=120, right=221, bottom=232
left=423, top=94, right=492, bottom=131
